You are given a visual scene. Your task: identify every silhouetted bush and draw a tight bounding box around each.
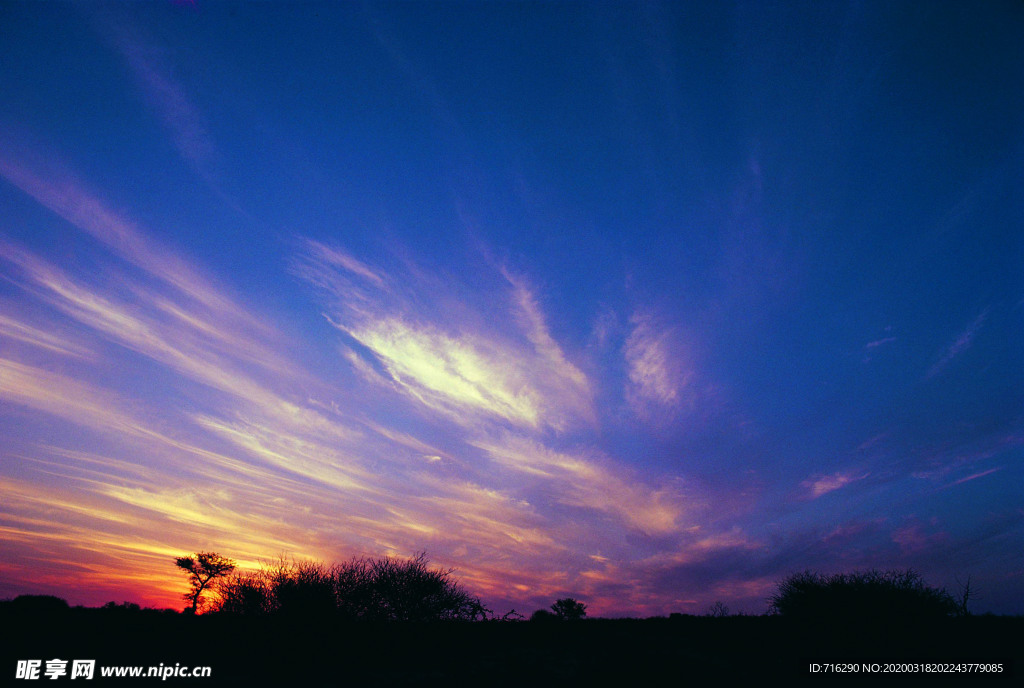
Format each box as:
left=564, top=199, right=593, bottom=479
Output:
left=274, top=559, right=336, bottom=618
left=1, top=595, right=69, bottom=614
left=214, top=552, right=488, bottom=621
left=770, top=569, right=957, bottom=622
left=216, top=569, right=275, bottom=616
left=530, top=608, right=556, bottom=622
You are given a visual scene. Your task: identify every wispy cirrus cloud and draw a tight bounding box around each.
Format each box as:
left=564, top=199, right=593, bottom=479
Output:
left=472, top=434, right=689, bottom=537
left=0, top=239, right=305, bottom=413
left=88, top=11, right=233, bottom=203
left=946, top=466, right=1003, bottom=488
left=0, top=310, right=93, bottom=360
left=800, top=470, right=869, bottom=499
left=0, top=149, right=259, bottom=331
left=294, top=239, right=595, bottom=432
left=623, top=310, right=693, bottom=421
left=865, top=336, right=897, bottom=349
left=118, top=36, right=218, bottom=179
left=927, top=309, right=989, bottom=378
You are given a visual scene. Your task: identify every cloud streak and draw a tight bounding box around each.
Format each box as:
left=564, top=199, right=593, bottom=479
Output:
left=0, top=150, right=259, bottom=331
left=800, top=471, right=869, bottom=499
left=927, top=310, right=989, bottom=378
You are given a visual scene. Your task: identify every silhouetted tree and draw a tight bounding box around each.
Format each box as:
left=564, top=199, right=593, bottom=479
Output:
left=550, top=597, right=587, bottom=621
left=770, top=569, right=957, bottom=622
left=175, top=551, right=236, bottom=613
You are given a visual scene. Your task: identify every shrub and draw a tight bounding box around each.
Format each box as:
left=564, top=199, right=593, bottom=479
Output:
left=216, top=570, right=274, bottom=616
left=769, top=569, right=957, bottom=622
left=214, top=552, right=488, bottom=621
left=3, top=595, right=69, bottom=614
left=359, top=553, right=487, bottom=622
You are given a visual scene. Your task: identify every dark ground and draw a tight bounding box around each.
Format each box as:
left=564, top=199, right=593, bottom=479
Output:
left=2, top=605, right=1020, bottom=685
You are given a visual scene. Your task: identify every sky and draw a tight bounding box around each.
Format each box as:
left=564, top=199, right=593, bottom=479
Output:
left=0, top=1, right=1021, bottom=617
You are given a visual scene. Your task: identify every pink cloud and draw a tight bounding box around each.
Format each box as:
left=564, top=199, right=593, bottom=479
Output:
left=623, top=311, right=695, bottom=422
left=800, top=470, right=869, bottom=499
left=947, top=466, right=1003, bottom=488
left=891, top=523, right=949, bottom=555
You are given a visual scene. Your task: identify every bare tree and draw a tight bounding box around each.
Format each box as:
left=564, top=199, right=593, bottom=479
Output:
left=175, top=552, right=236, bottom=613
left=955, top=574, right=974, bottom=617
left=705, top=600, right=730, bottom=617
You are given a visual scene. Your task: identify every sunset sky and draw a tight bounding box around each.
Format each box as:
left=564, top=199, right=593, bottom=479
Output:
left=1, top=1, right=1022, bottom=616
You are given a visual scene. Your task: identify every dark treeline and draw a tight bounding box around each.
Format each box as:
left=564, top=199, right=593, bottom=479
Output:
left=3, top=563, right=1022, bottom=683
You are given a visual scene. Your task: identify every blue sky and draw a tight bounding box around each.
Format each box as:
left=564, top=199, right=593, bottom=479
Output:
left=0, top=1, right=1021, bottom=615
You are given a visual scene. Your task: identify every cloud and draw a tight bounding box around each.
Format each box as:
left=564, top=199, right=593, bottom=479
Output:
left=865, top=336, right=897, bottom=349
left=927, top=309, right=989, bottom=378
left=800, top=471, right=869, bottom=499
left=503, top=269, right=594, bottom=423
left=308, top=240, right=387, bottom=288
left=0, top=310, right=93, bottom=359
left=89, top=12, right=235, bottom=204
left=891, top=521, right=949, bottom=555
left=295, top=239, right=595, bottom=432
left=0, top=150, right=259, bottom=330
left=946, top=466, right=1003, bottom=488
left=119, top=36, right=218, bottom=177
left=363, top=320, right=553, bottom=428
left=472, top=434, right=689, bottom=536
left=575, top=529, right=767, bottom=615
left=911, top=432, right=1023, bottom=481
left=0, top=358, right=150, bottom=439
left=624, top=311, right=692, bottom=420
